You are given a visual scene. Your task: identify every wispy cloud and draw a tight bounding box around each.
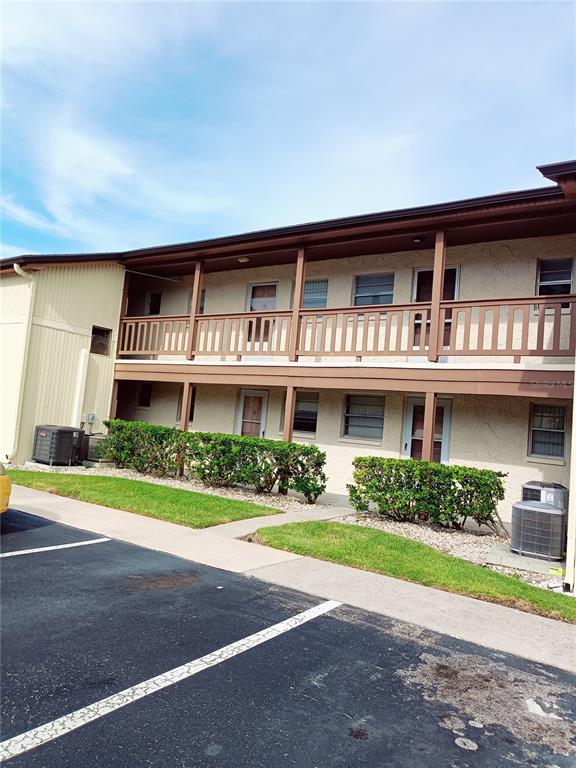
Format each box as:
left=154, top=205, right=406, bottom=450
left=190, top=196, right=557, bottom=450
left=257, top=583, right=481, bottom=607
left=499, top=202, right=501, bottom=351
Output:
left=1, top=1, right=574, bottom=255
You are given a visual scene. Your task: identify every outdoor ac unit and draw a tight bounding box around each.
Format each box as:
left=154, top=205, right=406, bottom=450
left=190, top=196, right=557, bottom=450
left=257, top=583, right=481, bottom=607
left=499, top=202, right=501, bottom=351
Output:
left=521, top=481, right=568, bottom=511
left=510, top=500, right=566, bottom=561
left=32, top=425, right=84, bottom=466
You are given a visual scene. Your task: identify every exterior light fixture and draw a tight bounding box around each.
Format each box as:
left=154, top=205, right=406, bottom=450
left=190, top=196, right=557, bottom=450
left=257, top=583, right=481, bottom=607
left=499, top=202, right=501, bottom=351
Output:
left=237, top=256, right=251, bottom=264
left=412, top=236, right=425, bottom=244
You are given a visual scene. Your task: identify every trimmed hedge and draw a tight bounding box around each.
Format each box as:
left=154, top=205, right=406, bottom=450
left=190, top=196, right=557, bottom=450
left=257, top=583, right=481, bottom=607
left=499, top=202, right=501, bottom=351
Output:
left=100, top=420, right=327, bottom=503
left=347, top=457, right=507, bottom=532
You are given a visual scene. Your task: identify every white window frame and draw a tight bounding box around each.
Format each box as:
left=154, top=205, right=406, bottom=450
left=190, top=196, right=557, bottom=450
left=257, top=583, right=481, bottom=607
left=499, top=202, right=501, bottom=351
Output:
left=537, top=258, right=573, bottom=296
left=301, top=279, right=329, bottom=310
left=352, top=273, right=394, bottom=307
left=528, top=403, right=566, bottom=459
left=340, top=393, right=385, bottom=443
left=292, top=390, right=320, bottom=436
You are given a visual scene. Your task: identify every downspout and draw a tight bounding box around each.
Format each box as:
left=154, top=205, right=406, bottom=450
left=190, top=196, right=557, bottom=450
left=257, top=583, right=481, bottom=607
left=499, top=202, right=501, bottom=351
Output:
left=564, top=354, right=576, bottom=592
left=7, top=264, right=36, bottom=462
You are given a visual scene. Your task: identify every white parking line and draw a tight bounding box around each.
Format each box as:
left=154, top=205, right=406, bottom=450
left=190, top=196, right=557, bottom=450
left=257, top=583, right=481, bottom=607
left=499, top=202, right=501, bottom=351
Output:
left=0, top=599, right=341, bottom=762
left=0, top=538, right=111, bottom=559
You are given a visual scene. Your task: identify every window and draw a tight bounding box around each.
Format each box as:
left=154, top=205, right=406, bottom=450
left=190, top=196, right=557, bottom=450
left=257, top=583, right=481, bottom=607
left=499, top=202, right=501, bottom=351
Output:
left=147, top=291, right=162, bottom=315
left=353, top=274, right=394, bottom=306
left=529, top=404, right=565, bottom=458
left=538, top=259, right=572, bottom=297
left=302, top=280, right=328, bottom=309
left=293, top=391, right=319, bottom=434
left=90, top=326, right=111, bottom=356
left=199, top=289, right=206, bottom=315
left=343, top=395, right=385, bottom=441
left=137, top=382, right=152, bottom=409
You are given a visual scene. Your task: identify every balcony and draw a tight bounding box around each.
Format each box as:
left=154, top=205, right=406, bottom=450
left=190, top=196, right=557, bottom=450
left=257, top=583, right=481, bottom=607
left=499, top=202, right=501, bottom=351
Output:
left=117, top=294, right=576, bottom=363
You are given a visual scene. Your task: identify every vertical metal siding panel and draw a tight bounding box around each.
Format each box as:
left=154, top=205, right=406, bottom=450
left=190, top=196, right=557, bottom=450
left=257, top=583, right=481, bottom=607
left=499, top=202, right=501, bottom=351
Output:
left=15, top=264, right=125, bottom=461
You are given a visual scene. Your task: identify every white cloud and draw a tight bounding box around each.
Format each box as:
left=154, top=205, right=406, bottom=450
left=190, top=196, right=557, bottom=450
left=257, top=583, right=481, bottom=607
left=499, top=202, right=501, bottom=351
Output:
left=1, top=195, right=61, bottom=233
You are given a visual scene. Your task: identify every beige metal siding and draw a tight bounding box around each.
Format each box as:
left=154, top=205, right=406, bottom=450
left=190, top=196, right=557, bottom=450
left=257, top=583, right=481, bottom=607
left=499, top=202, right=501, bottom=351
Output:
left=0, top=274, right=33, bottom=460
left=14, top=264, right=125, bottom=462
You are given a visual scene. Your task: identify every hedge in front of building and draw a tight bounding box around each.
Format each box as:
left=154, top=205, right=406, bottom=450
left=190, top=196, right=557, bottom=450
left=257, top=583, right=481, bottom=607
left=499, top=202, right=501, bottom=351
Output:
left=101, top=419, right=327, bottom=503
left=347, top=456, right=507, bottom=532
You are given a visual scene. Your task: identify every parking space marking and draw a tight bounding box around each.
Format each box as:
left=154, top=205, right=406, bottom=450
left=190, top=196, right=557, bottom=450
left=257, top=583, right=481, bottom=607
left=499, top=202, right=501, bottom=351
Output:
left=0, top=538, right=111, bottom=559
left=0, top=599, right=341, bottom=762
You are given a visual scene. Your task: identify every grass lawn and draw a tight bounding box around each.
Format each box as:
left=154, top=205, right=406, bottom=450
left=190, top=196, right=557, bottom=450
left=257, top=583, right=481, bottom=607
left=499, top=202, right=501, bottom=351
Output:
left=9, top=471, right=278, bottom=529
left=255, top=521, right=576, bottom=623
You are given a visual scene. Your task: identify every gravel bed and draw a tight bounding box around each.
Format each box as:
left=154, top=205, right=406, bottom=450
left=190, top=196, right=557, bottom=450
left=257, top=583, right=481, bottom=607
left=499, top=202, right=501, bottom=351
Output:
left=335, top=514, right=566, bottom=591
left=12, top=463, right=334, bottom=515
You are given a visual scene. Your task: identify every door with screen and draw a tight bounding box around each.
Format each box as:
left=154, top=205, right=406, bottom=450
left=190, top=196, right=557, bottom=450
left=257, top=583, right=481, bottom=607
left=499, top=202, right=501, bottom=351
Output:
left=248, top=284, right=277, bottom=343
left=403, top=398, right=452, bottom=463
left=237, top=390, right=268, bottom=437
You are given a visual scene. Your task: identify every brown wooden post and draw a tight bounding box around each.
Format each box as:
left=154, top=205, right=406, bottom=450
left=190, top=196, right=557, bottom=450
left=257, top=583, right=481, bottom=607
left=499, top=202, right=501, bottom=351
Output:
left=186, top=261, right=204, bottom=360
left=180, top=381, right=194, bottom=432
left=421, top=391, right=437, bottom=462
left=109, top=380, right=119, bottom=420
left=427, top=231, right=446, bottom=362
left=282, top=385, right=296, bottom=442
left=288, top=248, right=306, bottom=362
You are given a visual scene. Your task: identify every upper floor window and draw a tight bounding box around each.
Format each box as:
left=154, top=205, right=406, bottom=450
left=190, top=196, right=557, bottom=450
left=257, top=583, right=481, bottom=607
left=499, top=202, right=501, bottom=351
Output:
left=343, top=394, right=385, bottom=441
left=529, top=404, right=565, bottom=458
left=302, top=280, right=328, bottom=309
left=538, top=259, right=572, bottom=297
left=293, top=391, right=319, bottom=434
left=353, top=274, right=394, bottom=306
left=90, top=326, right=111, bottom=356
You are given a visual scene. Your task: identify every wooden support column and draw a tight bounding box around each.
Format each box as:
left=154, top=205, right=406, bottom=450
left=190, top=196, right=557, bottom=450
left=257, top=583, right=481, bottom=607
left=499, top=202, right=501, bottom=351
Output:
left=282, top=385, right=296, bottom=442
left=421, top=391, right=438, bottom=462
left=288, top=248, right=307, bottom=362
left=186, top=261, right=204, bottom=360
left=179, top=381, right=194, bottom=432
left=427, top=231, right=446, bottom=362
left=109, top=380, right=119, bottom=420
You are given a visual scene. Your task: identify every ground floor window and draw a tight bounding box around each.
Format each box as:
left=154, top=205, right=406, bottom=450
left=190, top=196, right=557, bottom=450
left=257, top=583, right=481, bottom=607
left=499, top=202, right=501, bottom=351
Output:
left=293, top=391, right=319, bottom=434
left=529, top=404, right=565, bottom=458
left=343, top=394, right=385, bottom=440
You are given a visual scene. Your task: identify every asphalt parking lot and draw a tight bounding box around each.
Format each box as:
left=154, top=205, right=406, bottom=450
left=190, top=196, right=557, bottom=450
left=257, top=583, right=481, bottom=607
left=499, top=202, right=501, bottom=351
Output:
left=1, top=507, right=575, bottom=767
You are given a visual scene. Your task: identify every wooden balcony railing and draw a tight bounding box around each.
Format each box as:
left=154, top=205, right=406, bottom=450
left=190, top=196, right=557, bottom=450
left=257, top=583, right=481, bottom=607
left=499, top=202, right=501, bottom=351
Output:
left=117, top=295, right=576, bottom=361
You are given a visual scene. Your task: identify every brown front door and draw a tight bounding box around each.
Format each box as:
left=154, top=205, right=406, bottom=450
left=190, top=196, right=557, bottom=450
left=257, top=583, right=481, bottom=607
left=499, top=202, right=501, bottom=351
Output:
left=248, top=284, right=277, bottom=343
left=239, top=391, right=267, bottom=437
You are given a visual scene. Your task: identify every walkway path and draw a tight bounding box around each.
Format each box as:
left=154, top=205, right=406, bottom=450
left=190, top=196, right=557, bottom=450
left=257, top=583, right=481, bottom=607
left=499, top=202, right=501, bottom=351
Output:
left=8, top=484, right=576, bottom=674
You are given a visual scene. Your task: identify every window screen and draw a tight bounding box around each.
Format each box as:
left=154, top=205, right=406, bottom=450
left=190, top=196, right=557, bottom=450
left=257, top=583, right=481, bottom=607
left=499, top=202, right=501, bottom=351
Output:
left=538, top=259, right=572, bottom=297
left=293, top=391, right=319, bottom=433
left=353, top=274, right=394, bottom=306
left=90, top=326, right=111, bottom=356
left=302, top=280, right=328, bottom=309
left=343, top=395, right=385, bottom=440
left=529, top=404, right=565, bottom=458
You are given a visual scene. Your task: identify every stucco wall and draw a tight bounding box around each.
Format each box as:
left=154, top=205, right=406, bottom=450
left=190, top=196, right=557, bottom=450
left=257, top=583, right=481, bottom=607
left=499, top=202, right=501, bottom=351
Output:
left=13, top=263, right=125, bottom=463
left=126, top=234, right=575, bottom=316
left=126, top=381, right=570, bottom=520
left=0, top=274, right=33, bottom=461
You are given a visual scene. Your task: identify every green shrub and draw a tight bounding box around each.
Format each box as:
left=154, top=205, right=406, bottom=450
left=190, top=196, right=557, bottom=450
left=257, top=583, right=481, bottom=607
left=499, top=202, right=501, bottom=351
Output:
left=101, top=420, right=327, bottom=503
left=347, top=457, right=506, bottom=532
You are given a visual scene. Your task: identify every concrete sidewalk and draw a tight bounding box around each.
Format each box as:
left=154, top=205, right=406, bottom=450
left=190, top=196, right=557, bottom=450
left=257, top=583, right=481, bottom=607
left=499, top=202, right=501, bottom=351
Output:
left=7, top=484, right=576, bottom=674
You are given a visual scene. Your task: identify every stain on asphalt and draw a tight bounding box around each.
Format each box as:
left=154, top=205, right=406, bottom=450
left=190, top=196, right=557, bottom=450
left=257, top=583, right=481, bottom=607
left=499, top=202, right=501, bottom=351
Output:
left=348, top=725, right=369, bottom=741
left=125, top=572, right=201, bottom=591
left=398, top=651, right=576, bottom=756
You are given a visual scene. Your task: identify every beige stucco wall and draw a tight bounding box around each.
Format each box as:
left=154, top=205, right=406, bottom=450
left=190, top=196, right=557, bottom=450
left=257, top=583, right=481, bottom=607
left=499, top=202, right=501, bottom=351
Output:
left=126, top=380, right=570, bottom=521
left=10, top=263, right=125, bottom=463
left=0, top=274, right=33, bottom=461
left=127, top=234, right=575, bottom=316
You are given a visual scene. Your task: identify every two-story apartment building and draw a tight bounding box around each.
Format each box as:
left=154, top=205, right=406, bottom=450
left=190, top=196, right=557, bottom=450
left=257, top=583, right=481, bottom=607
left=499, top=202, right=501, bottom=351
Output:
left=2, top=159, right=576, bottom=587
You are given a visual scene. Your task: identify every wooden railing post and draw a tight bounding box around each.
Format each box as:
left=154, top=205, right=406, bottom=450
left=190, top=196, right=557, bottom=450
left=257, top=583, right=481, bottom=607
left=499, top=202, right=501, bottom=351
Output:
left=187, top=262, right=204, bottom=360
left=428, top=231, right=446, bottom=362
left=180, top=381, right=194, bottom=431
left=289, top=248, right=306, bottom=361
left=421, top=391, right=438, bottom=462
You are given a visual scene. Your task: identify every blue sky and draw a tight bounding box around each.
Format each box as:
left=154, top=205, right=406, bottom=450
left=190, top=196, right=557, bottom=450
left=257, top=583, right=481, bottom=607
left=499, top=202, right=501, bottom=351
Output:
left=1, top=0, right=574, bottom=258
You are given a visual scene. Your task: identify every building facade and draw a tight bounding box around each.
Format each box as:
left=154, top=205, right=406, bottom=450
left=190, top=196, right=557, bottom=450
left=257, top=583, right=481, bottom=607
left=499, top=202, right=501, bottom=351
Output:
left=2, top=159, right=576, bottom=586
